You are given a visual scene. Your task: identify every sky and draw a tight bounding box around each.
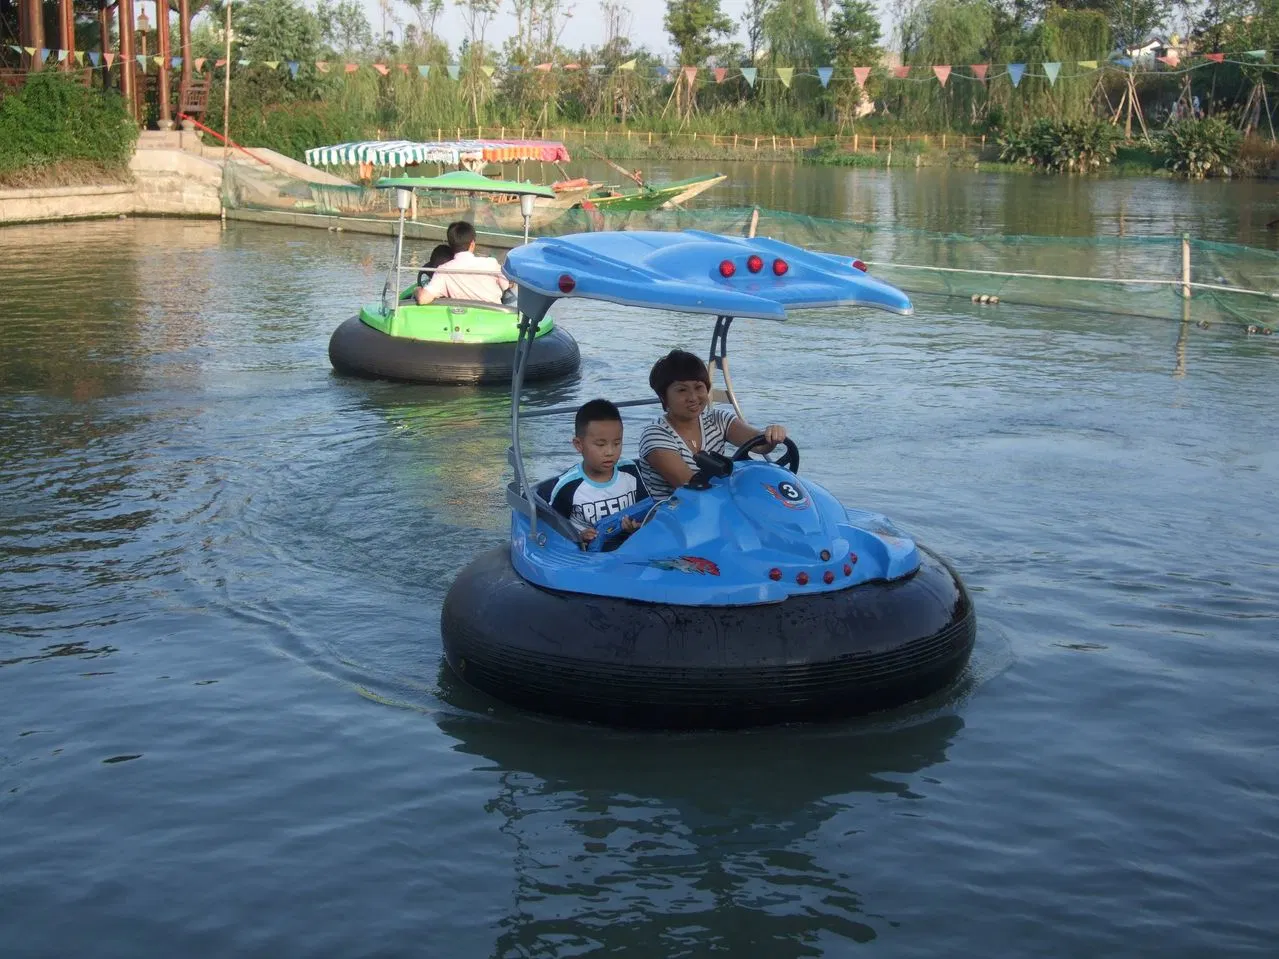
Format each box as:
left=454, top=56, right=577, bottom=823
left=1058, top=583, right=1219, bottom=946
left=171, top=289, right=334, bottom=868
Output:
left=372, top=0, right=899, bottom=61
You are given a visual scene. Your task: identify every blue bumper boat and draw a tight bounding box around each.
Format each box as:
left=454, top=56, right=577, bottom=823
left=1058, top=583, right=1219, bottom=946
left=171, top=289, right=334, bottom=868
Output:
left=441, top=230, right=976, bottom=729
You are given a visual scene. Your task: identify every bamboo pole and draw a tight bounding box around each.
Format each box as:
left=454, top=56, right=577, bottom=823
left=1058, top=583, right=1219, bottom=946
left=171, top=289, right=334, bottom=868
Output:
left=220, top=0, right=231, bottom=156
left=1181, top=234, right=1191, bottom=299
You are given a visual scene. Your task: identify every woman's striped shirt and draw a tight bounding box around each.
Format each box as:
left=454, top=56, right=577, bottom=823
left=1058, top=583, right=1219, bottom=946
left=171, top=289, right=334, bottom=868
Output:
left=637, top=406, right=738, bottom=501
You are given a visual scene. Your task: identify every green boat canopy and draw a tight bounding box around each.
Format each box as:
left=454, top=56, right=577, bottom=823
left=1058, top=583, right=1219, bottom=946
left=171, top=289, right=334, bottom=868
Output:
left=375, top=171, right=555, bottom=198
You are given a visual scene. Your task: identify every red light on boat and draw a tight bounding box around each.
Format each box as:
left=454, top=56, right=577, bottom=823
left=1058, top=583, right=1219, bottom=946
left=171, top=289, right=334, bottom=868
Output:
left=796, top=572, right=809, bottom=585
left=772, top=258, right=789, bottom=276
left=719, top=259, right=736, bottom=278
left=843, top=563, right=852, bottom=576
left=768, top=568, right=782, bottom=581
left=851, top=258, right=868, bottom=272
left=747, top=255, right=764, bottom=273
left=849, top=552, right=858, bottom=564
left=557, top=274, right=576, bottom=293
left=820, top=549, right=831, bottom=561
left=823, top=570, right=835, bottom=584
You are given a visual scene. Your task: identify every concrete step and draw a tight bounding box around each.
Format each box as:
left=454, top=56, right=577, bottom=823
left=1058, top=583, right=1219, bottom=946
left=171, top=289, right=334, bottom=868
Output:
left=136, top=130, right=182, bottom=150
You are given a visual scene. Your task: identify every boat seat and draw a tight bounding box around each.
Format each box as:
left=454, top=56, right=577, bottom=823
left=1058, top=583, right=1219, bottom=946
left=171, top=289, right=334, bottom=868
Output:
left=397, top=290, right=517, bottom=314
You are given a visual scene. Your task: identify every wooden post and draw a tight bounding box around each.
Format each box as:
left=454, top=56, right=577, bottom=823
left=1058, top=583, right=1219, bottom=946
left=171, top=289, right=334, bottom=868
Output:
left=771, top=135, right=776, bottom=149
left=871, top=135, right=876, bottom=151
left=157, top=0, right=173, bottom=128
left=1181, top=233, right=1191, bottom=299
left=942, top=134, right=947, bottom=149
left=754, top=136, right=758, bottom=149
left=178, top=0, right=191, bottom=117
left=648, top=131, right=652, bottom=144
left=20, top=0, right=45, bottom=71
left=57, top=0, right=73, bottom=71
left=733, top=133, right=738, bottom=148
left=438, top=127, right=442, bottom=140
left=693, top=132, right=697, bottom=141
left=981, top=134, right=986, bottom=149
left=99, top=0, right=112, bottom=90
left=120, top=0, right=137, bottom=117
left=853, top=134, right=859, bottom=151
left=888, top=136, right=893, bottom=150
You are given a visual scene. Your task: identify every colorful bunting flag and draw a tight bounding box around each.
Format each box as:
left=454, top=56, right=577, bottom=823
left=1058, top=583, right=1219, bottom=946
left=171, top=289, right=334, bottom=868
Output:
left=5, top=45, right=18, bottom=54
left=344, top=63, right=358, bottom=73
left=399, top=63, right=409, bottom=74
left=777, top=66, right=793, bottom=88
left=971, top=63, right=989, bottom=80
left=215, top=58, right=226, bottom=68
left=447, top=64, right=460, bottom=80
left=892, top=65, right=910, bottom=79
left=1043, top=61, right=1060, bottom=85
left=535, top=62, right=552, bottom=72
left=315, top=61, right=329, bottom=73
left=1008, top=63, right=1025, bottom=87
left=817, top=66, right=833, bottom=88
left=417, top=65, right=429, bottom=77
left=136, top=54, right=147, bottom=68
left=237, top=59, right=250, bottom=67
left=372, top=63, right=388, bottom=75
left=683, top=66, right=698, bottom=86
left=170, top=57, right=182, bottom=69
left=1244, top=49, right=1266, bottom=59
left=56, top=49, right=67, bottom=62
left=39, top=48, right=50, bottom=62
left=740, top=66, right=757, bottom=87
left=933, top=65, right=951, bottom=86
left=104, top=52, right=116, bottom=66
left=714, top=66, right=727, bottom=83
left=152, top=56, right=163, bottom=66
left=853, top=65, right=871, bottom=86
left=23, top=47, right=35, bottom=57
left=1076, top=60, right=1097, bottom=70
left=1114, top=57, right=1133, bottom=68
left=88, top=51, right=100, bottom=66
left=287, top=60, right=299, bottom=78
left=481, top=64, right=495, bottom=77
left=194, top=57, right=206, bottom=71
left=565, top=63, right=581, bottom=70
left=590, top=64, right=607, bottom=72
left=619, top=59, right=636, bottom=71
left=1205, top=52, right=1224, bottom=63
left=1156, top=53, right=1178, bottom=67
left=656, top=65, right=670, bottom=80
left=264, top=60, right=279, bottom=70
left=509, top=64, right=523, bottom=72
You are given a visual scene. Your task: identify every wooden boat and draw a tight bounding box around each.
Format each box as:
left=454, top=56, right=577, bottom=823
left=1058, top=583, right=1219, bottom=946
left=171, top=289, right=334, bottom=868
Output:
left=584, top=173, right=728, bottom=212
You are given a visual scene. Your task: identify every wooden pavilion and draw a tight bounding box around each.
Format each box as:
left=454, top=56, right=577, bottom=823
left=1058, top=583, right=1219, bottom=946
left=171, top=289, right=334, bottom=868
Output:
left=5, top=0, right=196, bottom=128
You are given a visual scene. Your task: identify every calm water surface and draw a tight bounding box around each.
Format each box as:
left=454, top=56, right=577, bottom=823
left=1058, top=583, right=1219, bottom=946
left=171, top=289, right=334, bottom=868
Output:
left=2, top=195, right=1278, bottom=957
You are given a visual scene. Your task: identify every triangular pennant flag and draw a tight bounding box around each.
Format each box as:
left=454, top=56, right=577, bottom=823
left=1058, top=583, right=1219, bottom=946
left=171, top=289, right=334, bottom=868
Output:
left=105, top=52, right=116, bottom=66
left=237, top=59, right=250, bottom=67
left=417, top=65, right=429, bottom=77
left=481, top=64, right=495, bottom=77
left=740, top=66, right=756, bottom=87
left=23, top=47, right=36, bottom=57
left=372, top=63, right=388, bottom=75
left=1043, top=61, right=1060, bottom=85
left=971, top=63, right=988, bottom=80
left=535, top=62, right=552, bottom=72
left=1156, top=53, right=1178, bottom=67
left=215, top=58, right=226, bottom=68
left=39, top=48, right=50, bottom=62
left=287, top=60, right=299, bottom=77
left=1114, top=57, right=1133, bottom=68
left=1245, top=49, right=1266, bottom=59
left=892, top=65, right=910, bottom=79
left=170, top=57, right=182, bottom=69
left=853, top=65, right=871, bottom=86
left=136, top=54, right=147, bottom=68
left=88, top=51, right=100, bottom=66
left=447, top=64, right=460, bottom=80
left=1076, top=60, right=1097, bottom=70
left=618, top=59, right=636, bottom=71
left=817, top=66, right=833, bottom=88
left=152, top=56, right=163, bottom=67
left=1008, top=63, right=1026, bottom=87
left=264, top=60, right=279, bottom=70
left=6, top=45, right=19, bottom=54
left=1205, top=52, right=1224, bottom=63
left=398, top=63, right=409, bottom=74
left=933, top=65, right=951, bottom=86
left=590, top=63, right=607, bottom=72
left=510, top=64, right=523, bottom=72
left=656, top=65, right=670, bottom=80
left=714, top=66, right=727, bottom=83
left=344, top=63, right=358, bottom=73
left=565, top=63, right=581, bottom=70
left=194, top=57, right=205, bottom=71
left=315, top=61, right=328, bottom=73
left=683, top=66, right=697, bottom=85
left=776, top=66, right=793, bottom=88
left=56, top=49, right=68, bottom=63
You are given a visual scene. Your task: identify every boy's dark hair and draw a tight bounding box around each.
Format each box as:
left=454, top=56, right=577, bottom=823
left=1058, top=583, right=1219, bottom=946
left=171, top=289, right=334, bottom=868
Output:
left=446, top=220, right=476, bottom=253
left=648, top=349, right=711, bottom=409
left=575, top=398, right=622, bottom=438
left=426, top=244, right=453, bottom=269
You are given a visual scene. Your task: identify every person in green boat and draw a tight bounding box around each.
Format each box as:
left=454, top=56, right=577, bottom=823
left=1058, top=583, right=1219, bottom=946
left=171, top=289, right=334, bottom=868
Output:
left=414, top=221, right=512, bottom=306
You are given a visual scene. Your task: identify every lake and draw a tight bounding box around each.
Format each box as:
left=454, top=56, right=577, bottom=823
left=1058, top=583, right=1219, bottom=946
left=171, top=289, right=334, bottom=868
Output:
left=1, top=165, right=1277, bottom=957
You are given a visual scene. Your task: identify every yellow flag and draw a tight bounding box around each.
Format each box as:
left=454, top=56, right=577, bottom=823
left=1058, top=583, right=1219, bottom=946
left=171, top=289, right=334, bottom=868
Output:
left=481, top=64, right=495, bottom=77
left=1077, top=60, right=1098, bottom=70
left=776, top=66, right=793, bottom=88
left=618, top=59, right=636, bottom=71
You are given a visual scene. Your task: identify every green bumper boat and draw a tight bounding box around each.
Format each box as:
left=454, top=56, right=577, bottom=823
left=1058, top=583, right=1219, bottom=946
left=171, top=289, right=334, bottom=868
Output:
left=328, top=173, right=580, bottom=385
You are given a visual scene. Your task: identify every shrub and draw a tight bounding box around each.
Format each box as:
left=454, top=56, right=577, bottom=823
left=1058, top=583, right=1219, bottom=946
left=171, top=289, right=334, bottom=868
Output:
left=1158, top=118, right=1243, bottom=179
left=998, top=117, right=1119, bottom=173
left=0, top=73, right=138, bottom=177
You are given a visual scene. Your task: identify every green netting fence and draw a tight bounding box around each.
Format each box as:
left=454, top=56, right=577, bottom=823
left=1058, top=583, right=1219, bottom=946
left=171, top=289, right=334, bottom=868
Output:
left=222, top=163, right=1279, bottom=329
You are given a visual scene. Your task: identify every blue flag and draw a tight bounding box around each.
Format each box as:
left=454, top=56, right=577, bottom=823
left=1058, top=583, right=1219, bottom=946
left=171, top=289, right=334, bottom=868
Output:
left=1008, top=63, right=1026, bottom=87
left=817, top=66, right=833, bottom=88
left=740, top=66, right=758, bottom=87
left=287, top=60, right=299, bottom=78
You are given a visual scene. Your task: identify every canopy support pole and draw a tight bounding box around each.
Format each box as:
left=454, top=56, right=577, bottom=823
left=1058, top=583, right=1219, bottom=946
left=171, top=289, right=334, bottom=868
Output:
left=708, top=315, right=744, bottom=420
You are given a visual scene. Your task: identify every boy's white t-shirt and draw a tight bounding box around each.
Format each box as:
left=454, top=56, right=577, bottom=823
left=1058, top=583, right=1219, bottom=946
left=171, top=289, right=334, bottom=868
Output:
left=549, top=459, right=648, bottom=533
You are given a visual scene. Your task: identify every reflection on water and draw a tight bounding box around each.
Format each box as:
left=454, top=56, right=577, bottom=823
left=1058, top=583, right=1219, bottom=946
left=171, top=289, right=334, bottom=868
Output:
left=438, top=693, right=964, bottom=957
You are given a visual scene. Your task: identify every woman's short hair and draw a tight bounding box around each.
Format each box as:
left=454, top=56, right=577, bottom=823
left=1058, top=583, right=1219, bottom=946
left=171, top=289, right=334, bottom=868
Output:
left=426, top=244, right=453, bottom=269
left=648, top=350, right=711, bottom=409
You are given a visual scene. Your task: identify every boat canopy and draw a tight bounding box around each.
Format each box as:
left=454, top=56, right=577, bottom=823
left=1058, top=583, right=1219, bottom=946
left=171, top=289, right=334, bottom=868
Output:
left=503, top=230, right=914, bottom=322
left=375, top=172, right=555, bottom=197
left=305, top=139, right=571, bottom=168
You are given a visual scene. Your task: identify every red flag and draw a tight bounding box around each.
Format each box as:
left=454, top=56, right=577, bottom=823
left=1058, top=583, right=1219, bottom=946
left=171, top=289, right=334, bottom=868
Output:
left=344, top=63, right=358, bottom=73
left=683, top=66, right=698, bottom=85
left=214, top=58, right=226, bottom=68
left=373, top=63, right=389, bottom=75
left=105, top=52, right=117, bottom=67
left=1157, top=52, right=1179, bottom=67
left=713, top=67, right=727, bottom=83
left=853, top=66, right=871, bottom=86
left=1205, top=52, right=1224, bottom=63
left=398, top=63, right=409, bottom=74
left=971, top=63, right=989, bottom=80
left=893, top=65, right=910, bottom=79
left=564, top=63, right=581, bottom=70
left=933, top=65, right=951, bottom=86
left=534, top=62, right=552, bottom=72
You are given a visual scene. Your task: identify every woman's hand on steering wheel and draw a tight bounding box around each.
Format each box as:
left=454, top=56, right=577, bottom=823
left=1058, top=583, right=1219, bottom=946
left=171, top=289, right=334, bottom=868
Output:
left=731, top=432, right=801, bottom=473
left=762, top=424, right=787, bottom=447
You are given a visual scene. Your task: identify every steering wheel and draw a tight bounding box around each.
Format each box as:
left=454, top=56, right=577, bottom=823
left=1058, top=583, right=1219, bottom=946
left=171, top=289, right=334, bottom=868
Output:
left=731, top=434, right=800, bottom=474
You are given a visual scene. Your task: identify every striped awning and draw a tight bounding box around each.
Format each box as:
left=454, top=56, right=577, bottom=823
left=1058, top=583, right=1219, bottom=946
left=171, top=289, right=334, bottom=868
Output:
left=305, top=139, right=572, bottom=168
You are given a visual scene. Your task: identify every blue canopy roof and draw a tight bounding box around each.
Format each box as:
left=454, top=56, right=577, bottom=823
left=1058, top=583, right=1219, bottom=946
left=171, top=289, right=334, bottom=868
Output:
left=502, top=230, right=913, bottom=321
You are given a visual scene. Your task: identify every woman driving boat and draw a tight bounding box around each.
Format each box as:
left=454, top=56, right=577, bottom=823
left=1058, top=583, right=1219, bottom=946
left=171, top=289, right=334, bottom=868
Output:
left=637, top=349, right=788, bottom=502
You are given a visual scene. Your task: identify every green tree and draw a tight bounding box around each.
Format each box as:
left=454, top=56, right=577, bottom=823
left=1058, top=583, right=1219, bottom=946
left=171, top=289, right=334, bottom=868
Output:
left=316, top=0, right=374, bottom=56
left=763, top=0, right=830, bottom=66
left=664, top=0, right=735, bottom=64
left=831, top=0, right=882, bottom=63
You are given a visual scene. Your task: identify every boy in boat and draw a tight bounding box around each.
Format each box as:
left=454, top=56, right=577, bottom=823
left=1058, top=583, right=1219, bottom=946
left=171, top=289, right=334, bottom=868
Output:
left=414, top=221, right=511, bottom=306
left=550, top=399, right=648, bottom=547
